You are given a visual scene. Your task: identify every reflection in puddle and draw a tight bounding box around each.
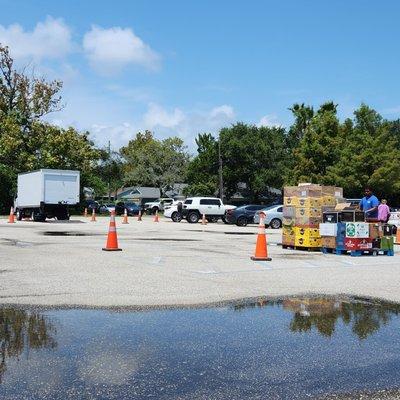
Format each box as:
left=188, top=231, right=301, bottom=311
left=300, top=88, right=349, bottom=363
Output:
left=0, top=308, right=57, bottom=383
left=1, top=297, right=400, bottom=399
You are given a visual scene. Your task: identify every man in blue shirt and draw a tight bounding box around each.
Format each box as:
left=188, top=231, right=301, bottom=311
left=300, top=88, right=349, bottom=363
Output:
left=359, top=187, right=379, bottom=219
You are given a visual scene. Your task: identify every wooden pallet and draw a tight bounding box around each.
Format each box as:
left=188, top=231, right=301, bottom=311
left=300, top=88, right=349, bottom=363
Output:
left=282, top=245, right=321, bottom=252
left=322, top=247, right=394, bottom=257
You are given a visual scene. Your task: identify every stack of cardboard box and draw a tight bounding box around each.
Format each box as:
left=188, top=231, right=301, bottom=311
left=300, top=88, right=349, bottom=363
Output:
left=282, top=184, right=344, bottom=248
left=320, top=218, right=395, bottom=254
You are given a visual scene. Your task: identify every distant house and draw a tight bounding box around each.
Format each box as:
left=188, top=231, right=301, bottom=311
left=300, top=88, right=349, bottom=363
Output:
left=116, top=187, right=161, bottom=205
left=164, top=183, right=188, bottom=199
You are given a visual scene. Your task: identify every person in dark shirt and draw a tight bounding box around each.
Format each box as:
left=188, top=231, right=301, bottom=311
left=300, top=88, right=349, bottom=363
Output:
left=359, top=187, right=379, bottom=219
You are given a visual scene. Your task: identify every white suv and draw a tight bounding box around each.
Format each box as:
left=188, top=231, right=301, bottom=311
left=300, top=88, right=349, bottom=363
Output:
left=181, top=197, right=235, bottom=223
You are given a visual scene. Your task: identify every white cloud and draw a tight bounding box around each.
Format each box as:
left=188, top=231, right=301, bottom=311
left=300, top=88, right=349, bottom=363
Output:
left=143, top=103, right=185, bottom=129
left=0, top=16, right=73, bottom=60
left=256, top=114, right=281, bottom=128
left=210, top=104, right=235, bottom=119
left=91, top=122, right=137, bottom=147
left=141, top=103, right=236, bottom=148
left=83, top=25, right=160, bottom=74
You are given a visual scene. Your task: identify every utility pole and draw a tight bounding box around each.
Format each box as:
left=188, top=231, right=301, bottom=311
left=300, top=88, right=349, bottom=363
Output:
left=218, top=138, right=224, bottom=201
left=108, top=140, right=111, bottom=202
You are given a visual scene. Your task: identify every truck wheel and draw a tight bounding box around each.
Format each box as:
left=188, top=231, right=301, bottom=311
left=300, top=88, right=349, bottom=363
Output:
left=270, top=218, right=282, bottom=229
left=171, top=212, right=182, bottom=222
left=187, top=212, right=199, bottom=224
left=16, top=209, right=23, bottom=221
left=33, top=213, right=46, bottom=222
left=222, top=215, right=228, bottom=224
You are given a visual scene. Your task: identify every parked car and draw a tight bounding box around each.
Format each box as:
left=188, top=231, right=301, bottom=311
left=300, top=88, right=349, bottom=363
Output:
left=99, top=203, right=116, bottom=213
left=115, top=201, right=140, bottom=216
left=225, top=204, right=267, bottom=226
left=253, top=205, right=283, bottom=228
left=164, top=200, right=184, bottom=222
left=85, top=200, right=100, bottom=213
left=144, top=198, right=174, bottom=214
left=181, top=197, right=236, bottom=223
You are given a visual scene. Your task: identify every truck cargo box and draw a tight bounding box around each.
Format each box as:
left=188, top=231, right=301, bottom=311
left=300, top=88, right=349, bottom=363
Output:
left=17, top=169, right=80, bottom=208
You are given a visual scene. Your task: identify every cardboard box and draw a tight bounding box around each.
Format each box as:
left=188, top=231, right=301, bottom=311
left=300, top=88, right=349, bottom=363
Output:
left=284, top=196, right=298, bottom=206
left=297, top=186, right=322, bottom=198
left=321, top=186, right=343, bottom=198
left=297, top=197, right=322, bottom=208
left=321, top=196, right=337, bottom=207
left=282, top=216, right=295, bottom=227
left=321, top=236, right=337, bottom=249
left=283, top=206, right=296, bottom=218
left=283, top=225, right=295, bottom=236
left=284, top=186, right=301, bottom=197
left=295, top=216, right=321, bottom=228
left=296, top=207, right=321, bottom=218
left=295, top=236, right=322, bottom=247
left=294, top=227, right=321, bottom=239
left=369, top=223, right=382, bottom=239
left=319, top=223, right=338, bottom=237
left=344, top=238, right=373, bottom=250
left=345, top=222, right=370, bottom=239
left=282, top=234, right=295, bottom=246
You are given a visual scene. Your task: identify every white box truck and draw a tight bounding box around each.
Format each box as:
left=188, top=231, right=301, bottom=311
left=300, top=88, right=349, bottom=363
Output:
left=15, top=169, right=80, bottom=222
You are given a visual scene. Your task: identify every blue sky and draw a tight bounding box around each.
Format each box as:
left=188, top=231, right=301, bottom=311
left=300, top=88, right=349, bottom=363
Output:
left=1, top=0, right=400, bottom=151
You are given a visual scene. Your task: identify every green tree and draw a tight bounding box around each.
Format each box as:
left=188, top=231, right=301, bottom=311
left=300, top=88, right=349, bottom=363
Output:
left=290, top=102, right=340, bottom=185
left=326, top=104, right=400, bottom=202
left=0, top=45, right=104, bottom=211
left=0, top=45, right=63, bottom=129
left=220, top=123, right=287, bottom=201
left=184, top=133, right=219, bottom=196
left=286, top=103, right=314, bottom=150
left=121, top=131, right=189, bottom=193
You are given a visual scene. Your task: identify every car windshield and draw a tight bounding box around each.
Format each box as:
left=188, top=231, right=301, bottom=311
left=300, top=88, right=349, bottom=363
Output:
left=125, top=203, right=137, bottom=207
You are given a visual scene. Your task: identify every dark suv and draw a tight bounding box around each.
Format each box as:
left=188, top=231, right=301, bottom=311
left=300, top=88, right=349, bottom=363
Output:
left=225, top=204, right=267, bottom=226
left=115, top=202, right=141, bottom=216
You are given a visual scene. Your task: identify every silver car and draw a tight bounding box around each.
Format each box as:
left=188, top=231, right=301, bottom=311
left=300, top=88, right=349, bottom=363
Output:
left=253, top=205, right=283, bottom=229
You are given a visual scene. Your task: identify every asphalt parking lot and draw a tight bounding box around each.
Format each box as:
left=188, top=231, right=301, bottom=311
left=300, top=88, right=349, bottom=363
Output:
left=0, top=215, right=399, bottom=308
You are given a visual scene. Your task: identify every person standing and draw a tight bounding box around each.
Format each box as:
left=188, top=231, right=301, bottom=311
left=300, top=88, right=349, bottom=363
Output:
left=359, top=187, right=379, bottom=219
left=378, top=199, right=391, bottom=223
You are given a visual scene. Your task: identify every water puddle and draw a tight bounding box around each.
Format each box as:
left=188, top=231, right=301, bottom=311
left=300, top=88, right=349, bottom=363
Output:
left=190, top=229, right=255, bottom=235
left=1, top=296, right=400, bottom=399
left=42, top=231, right=101, bottom=236
left=126, top=238, right=200, bottom=242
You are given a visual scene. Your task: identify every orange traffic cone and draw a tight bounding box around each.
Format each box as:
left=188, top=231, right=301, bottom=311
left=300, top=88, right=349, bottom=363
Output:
left=91, top=208, right=97, bottom=222
left=102, top=210, right=122, bottom=251
left=251, top=212, right=271, bottom=261
left=137, top=210, right=142, bottom=221
left=122, top=208, right=129, bottom=224
left=201, top=214, right=207, bottom=225
left=153, top=210, right=159, bottom=223
left=8, top=207, right=16, bottom=223
left=84, top=208, right=88, bottom=217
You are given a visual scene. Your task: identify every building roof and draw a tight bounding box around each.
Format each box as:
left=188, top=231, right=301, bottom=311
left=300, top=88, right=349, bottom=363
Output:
left=117, top=186, right=161, bottom=199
